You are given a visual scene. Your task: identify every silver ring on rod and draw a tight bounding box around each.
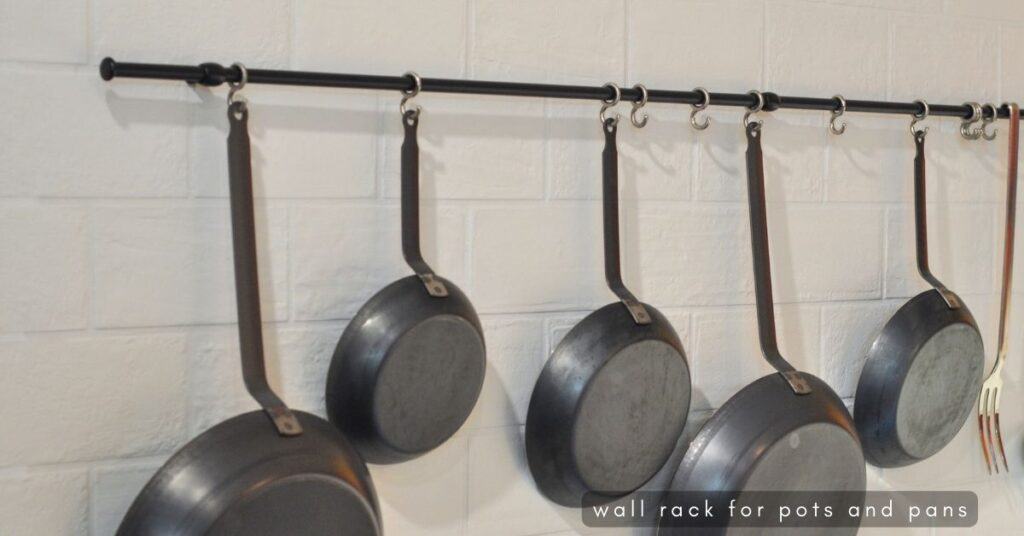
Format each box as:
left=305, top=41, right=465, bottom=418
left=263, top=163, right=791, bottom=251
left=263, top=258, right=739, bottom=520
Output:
left=960, top=102, right=983, bottom=140
left=743, top=90, right=765, bottom=130
left=980, top=103, right=999, bottom=141
left=600, top=82, right=622, bottom=128
left=829, top=95, right=848, bottom=135
left=690, top=87, right=711, bottom=131
left=910, top=99, right=930, bottom=138
left=227, top=62, right=248, bottom=109
left=630, top=84, right=649, bottom=128
left=400, top=71, right=423, bottom=123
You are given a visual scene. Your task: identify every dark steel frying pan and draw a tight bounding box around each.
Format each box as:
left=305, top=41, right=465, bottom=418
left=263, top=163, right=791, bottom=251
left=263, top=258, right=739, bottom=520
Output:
left=659, top=112, right=865, bottom=536
left=118, top=96, right=381, bottom=535
left=325, top=87, right=486, bottom=464
left=526, top=97, right=692, bottom=508
left=854, top=112, right=985, bottom=468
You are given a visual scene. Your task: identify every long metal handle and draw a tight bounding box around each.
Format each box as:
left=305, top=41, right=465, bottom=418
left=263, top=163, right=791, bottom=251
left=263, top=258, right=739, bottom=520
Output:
left=602, top=119, right=650, bottom=325
left=401, top=112, right=448, bottom=297
left=913, top=132, right=963, bottom=309
left=227, top=102, right=302, bottom=436
left=996, top=103, right=1020, bottom=371
left=744, top=123, right=811, bottom=395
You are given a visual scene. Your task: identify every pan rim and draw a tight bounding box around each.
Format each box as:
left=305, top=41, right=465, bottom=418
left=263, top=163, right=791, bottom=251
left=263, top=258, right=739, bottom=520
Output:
left=662, top=373, right=864, bottom=532
left=117, top=410, right=381, bottom=535
left=326, top=274, right=486, bottom=464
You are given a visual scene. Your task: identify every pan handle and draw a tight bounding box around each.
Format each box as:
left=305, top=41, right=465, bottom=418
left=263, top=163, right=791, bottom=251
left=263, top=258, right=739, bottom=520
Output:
left=995, top=103, right=1020, bottom=371
left=602, top=119, right=651, bottom=325
left=401, top=112, right=449, bottom=297
left=912, top=131, right=962, bottom=309
left=227, top=101, right=303, bottom=437
left=744, top=122, right=811, bottom=395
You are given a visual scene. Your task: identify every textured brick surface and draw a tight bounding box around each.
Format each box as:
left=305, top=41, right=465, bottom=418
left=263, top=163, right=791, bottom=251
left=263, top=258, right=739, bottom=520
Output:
left=4, top=1, right=1024, bottom=534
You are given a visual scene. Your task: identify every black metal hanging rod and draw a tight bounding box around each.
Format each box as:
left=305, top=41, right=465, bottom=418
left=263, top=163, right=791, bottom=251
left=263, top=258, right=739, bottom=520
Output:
left=100, top=57, right=1019, bottom=121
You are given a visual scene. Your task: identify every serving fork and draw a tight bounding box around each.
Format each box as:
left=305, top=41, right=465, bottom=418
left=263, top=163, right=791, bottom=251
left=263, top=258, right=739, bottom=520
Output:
left=979, top=102, right=1019, bottom=475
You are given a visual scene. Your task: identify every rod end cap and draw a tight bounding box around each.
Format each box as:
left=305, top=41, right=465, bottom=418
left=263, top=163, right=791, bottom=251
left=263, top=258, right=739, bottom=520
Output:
left=99, top=57, right=116, bottom=81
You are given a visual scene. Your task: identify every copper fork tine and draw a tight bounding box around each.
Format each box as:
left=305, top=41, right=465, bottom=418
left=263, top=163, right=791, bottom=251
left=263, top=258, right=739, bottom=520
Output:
left=994, top=386, right=1009, bottom=472
left=978, top=387, right=994, bottom=474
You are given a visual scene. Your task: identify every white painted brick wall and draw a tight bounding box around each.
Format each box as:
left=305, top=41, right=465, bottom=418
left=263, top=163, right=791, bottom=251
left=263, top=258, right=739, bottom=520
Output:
left=1, top=1, right=1023, bottom=534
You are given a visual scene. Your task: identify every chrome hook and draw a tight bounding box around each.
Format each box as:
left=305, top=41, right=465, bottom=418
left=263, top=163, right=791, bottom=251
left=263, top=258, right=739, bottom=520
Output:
left=829, top=95, right=848, bottom=135
left=400, top=71, right=423, bottom=123
left=600, top=82, right=622, bottom=128
left=690, top=87, right=711, bottom=131
left=630, top=84, right=649, bottom=128
left=910, top=99, right=930, bottom=138
left=227, top=62, right=248, bottom=111
left=744, top=90, right=765, bottom=130
left=960, top=102, right=983, bottom=140
left=980, top=103, right=999, bottom=141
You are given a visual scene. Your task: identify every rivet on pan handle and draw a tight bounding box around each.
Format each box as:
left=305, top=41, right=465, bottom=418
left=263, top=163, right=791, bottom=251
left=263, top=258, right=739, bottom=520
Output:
left=227, top=101, right=303, bottom=436
left=602, top=119, right=651, bottom=325
left=744, top=121, right=811, bottom=395
left=912, top=130, right=962, bottom=310
left=401, top=111, right=449, bottom=298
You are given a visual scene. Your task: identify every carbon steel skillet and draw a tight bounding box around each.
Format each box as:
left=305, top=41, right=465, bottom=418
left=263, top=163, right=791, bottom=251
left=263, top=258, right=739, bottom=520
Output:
left=659, top=102, right=865, bottom=536
left=854, top=104, right=985, bottom=468
left=527, top=86, right=692, bottom=508
left=118, top=77, right=380, bottom=536
left=326, top=76, right=486, bottom=464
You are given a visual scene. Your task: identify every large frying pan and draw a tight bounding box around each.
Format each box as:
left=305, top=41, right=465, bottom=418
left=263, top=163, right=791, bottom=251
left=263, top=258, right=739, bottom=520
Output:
left=118, top=80, right=380, bottom=535
left=325, top=76, right=486, bottom=464
left=526, top=86, right=692, bottom=508
left=854, top=102, right=985, bottom=468
left=659, top=101, right=865, bottom=535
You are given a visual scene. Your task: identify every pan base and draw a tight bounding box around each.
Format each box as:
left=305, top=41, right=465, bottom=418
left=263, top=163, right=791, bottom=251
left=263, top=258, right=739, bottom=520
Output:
left=573, top=338, right=690, bottom=494
left=373, top=314, right=486, bottom=455
left=895, top=323, right=984, bottom=460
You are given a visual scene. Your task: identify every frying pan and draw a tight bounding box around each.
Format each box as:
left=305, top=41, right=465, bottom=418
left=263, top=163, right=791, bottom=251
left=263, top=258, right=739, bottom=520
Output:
left=658, top=108, right=865, bottom=535
left=325, top=81, right=486, bottom=464
left=854, top=106, right=985, bottom=468
left=526, top=90, right=692, bottom=508
left=118, top=93, right=381, bottom=535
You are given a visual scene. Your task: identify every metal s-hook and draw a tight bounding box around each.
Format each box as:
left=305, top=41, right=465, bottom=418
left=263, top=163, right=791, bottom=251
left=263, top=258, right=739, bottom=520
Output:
left=630, top=84, right=649, bottom=128
left=690, top=87, right=711, bottom=131
left=829, top=95, right=848, bottom=135
left=980, top=103, right=999, bottom=141
left=960, top=102, right=983, bottom=140
left=744, top=90, right=765, bottom=131
left=227, top=62, right=248, bottom=117
left=600, top=82, right=622, bottom=128
left=400, top=71, right=423, bottom=124
left=910, top=99, right=930, bottom=138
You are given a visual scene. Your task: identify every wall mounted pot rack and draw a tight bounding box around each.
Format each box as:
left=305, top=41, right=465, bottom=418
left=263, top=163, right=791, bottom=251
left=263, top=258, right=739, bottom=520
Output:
left=100, top=57, right=1020, bottom=122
